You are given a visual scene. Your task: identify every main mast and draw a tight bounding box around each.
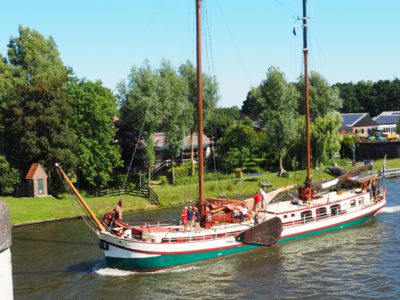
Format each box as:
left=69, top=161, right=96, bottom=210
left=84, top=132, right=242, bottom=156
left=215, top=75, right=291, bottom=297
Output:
left=302, top=0, right=312, bottom=187
left=196, top=0, right=205, bottom=202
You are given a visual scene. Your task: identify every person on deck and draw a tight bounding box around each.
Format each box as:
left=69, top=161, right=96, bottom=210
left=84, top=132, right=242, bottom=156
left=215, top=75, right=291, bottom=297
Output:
left=194, top=207, right=201, bottom=233
left=181, top=206, right=188, bottom=232
left=254, top=209, right=260, bottom=225
left=253, top=190, right=263, bottom=210
left=367, top=183, right=373, bottom=199
left=240, top=204, right=248, bottom=223
left=372, top=181, right=377, bottom=199
left=114, top=199, right=123, bottom=221
left=187, top=206, right=194, bottom=231
left=233, top=207, right=241, bottom=219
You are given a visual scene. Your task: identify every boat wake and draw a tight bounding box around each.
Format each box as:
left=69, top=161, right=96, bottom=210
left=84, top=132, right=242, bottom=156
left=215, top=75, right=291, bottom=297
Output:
left=94, top=265, right=201, bottom=276
left=380, top=206, right=400, bottom=214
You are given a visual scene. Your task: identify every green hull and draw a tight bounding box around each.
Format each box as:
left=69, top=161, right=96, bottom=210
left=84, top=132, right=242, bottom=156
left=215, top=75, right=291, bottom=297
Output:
left=105, top=244, right=259, bottom=271
left=105, top=213, right=376, bottom=271
left=279, top=212, right=375, bottom=243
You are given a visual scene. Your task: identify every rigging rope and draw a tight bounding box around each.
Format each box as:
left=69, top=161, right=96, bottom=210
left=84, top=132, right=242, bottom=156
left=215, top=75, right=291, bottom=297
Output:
left=122, top=72, right=161, bottom=190
left=56, top=168, right=97, bottom=234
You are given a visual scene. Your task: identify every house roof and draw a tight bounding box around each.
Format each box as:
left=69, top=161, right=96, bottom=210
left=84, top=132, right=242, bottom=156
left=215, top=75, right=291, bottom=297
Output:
left=26, top=163, right=47, bottom=180
left=152, top=132, right=212, bottom=151
left=373, top=111, right=400, bottom=125
left=340, top=113, right=377, bottom=129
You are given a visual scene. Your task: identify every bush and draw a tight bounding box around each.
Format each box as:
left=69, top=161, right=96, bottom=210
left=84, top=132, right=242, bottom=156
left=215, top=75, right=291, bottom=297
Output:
left=0, top=155, right=20, bottom=195
left=159, top=176, right=168, bottom=185
left=340, top=134, right=357, bottom=159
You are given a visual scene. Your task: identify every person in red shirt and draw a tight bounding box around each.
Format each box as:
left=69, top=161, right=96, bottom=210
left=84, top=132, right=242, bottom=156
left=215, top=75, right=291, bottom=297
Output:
left=181, top=206, right=188, bottom=232
left=254, top=191, right=263, bottom=210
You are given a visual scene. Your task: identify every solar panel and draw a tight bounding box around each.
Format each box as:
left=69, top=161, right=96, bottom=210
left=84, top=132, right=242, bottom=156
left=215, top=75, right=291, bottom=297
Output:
left=341, top=113, right=365, bottom=126
left=375, top=115, right=400, bottom=124
left=393, top=112, right=400, bottom=116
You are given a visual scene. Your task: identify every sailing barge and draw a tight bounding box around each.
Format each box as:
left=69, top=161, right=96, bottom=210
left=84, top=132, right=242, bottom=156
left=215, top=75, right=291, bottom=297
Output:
left=56, top=0, right=386, bottom=272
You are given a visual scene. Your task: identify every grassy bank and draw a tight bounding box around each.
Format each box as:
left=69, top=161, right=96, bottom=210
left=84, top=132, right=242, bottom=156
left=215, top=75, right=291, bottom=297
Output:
left=2, top=158, right=399, bottom=225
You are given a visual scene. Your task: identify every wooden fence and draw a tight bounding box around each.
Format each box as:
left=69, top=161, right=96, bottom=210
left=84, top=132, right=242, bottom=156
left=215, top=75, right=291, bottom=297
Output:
left=90, top=186, right=160, bottom=205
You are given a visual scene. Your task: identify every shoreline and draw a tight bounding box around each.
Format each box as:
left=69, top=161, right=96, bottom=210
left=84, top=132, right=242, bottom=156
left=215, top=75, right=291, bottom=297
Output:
left=4, top=158, right=399, bottom=227
left=10, top=200, right=197, bottom=227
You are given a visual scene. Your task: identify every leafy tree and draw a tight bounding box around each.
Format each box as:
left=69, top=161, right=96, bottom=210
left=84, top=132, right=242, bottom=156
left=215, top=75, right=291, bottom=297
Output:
left=158, top=61, right=191, bottom=184
left=340, top=134, right=357, bottom=159
left=310, top=112, right=343, bottom=165
left=333, top=82, right=362, bottom=113
left=290, top=113, right=342, bottom=168
left=117, top=61, right=161, bottom=175
left=258, top=67, right=298, bottom=175
left=397, top=117, right=400, bottom=134
left=204, top=106, right=241, bottom=142
left=241, top=86, right=263, bottom=118
left=297, top=71, right=342, bottom=119
left=118, top=61, right=193, bottom=184
left=0, top=26, right=77, bottom=191
left=218, top=117, right=259, bottom=172
left=0, top=155, right=20, bottom=195
left=178, top=61, right=219, bottom=175
left=67, top=79, right=122, bottom=188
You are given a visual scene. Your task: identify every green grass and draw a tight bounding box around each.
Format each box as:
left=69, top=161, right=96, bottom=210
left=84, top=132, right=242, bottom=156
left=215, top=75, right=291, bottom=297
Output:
left=1, top=157, right=399, bottom=225
left=1, top=194, right=155, bottom=225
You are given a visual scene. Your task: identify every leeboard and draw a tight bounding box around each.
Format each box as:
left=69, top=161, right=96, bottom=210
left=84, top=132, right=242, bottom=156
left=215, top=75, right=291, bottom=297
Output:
left=236, top=217, right=282, bottom=246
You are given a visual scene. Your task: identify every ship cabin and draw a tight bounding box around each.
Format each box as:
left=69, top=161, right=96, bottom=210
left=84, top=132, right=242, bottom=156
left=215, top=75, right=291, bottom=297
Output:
left=265, top=173, right=383, bottom=228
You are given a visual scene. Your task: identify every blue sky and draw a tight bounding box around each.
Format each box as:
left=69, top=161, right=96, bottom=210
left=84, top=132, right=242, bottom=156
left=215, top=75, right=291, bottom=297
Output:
left=1, top=0, right=400, bottom=108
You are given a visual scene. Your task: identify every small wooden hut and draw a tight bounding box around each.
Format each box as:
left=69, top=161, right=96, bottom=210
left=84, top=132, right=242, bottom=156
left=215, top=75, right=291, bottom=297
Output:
left=25, top=163, right=48, bottom=197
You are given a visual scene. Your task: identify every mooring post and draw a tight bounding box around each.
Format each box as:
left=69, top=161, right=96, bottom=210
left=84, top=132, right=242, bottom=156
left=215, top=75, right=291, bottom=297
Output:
left=0, top=201, right=14, bottom=300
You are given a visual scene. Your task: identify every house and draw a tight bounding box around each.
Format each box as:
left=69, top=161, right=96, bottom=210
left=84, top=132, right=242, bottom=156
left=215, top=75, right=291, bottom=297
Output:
left=340, top=113, right=377, bottom=138
left=373, top=111, right=400, bottom=134
left=151, top=132, right=213, bottom=167
left=25, top=163, right=49, bottom=197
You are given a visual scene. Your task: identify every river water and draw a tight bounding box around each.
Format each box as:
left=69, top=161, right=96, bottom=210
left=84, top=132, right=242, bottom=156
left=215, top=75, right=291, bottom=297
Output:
left=12, top=178, right=400, bottom=299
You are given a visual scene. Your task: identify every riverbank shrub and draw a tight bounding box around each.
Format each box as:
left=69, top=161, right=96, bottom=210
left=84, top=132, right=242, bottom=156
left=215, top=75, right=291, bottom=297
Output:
left=0, top=155, right=20, bottom=195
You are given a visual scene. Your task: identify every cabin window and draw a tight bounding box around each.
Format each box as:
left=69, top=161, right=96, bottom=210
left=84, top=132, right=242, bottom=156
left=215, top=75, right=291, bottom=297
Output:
left=301, top=210, right=313, bottom=223
left=330, top=204, right=341, bottom=216
left=350, top=199, right=356, bottom=207
left=316, top=207, right=327, bottom=220
left=291, top=213, right=295, bottom=217
left=361, top=129, right=364, bottom=134
left=283, top=215, right=287, bottom=219
left=358, top=197, right=364, bottom=205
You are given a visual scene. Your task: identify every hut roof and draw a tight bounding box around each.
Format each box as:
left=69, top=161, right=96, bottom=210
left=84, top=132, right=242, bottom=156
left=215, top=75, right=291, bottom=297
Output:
left=26, top=163, right=47, bottom=180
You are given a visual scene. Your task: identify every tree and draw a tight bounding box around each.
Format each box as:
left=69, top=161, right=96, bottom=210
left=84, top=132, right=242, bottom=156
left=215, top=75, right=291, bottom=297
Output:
left=310, top=112, right=343, bottom=165
left=117, top=61, right=161, bottom=175
left=297, top=71, right=342, bottom=119
left=354, top=80, right=375, bottom=115
left=258, top=67, right=299, bottom=175
left=333, top=82, right=362, bottom=113
left=218, top=117, right=259, bottom=172
left=0, top=155, right=20, bottom=195
left=67, top=79, right=122, bottom=188
left=241, top=86, right=263, bottom=118
left=118, top=60, right=193, bottom=184
left=159, top=61, right=191, bottom=184
left=0, top=26, right=77, bottom=192
left=204, top=106, right=241, bottom=142
left=178, top=61, right=219, bottom=175
left=397, top=117, right=400, bottom=134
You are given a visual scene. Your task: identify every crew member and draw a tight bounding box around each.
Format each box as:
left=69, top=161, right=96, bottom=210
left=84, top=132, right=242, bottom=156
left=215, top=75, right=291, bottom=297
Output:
left=181, top=206, right=188, bottom=232
left=194, top=207, right=201, bottom=233
left=114, top=199, right=123, bottom=221
left=254, top=190, right=263, bottom=210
